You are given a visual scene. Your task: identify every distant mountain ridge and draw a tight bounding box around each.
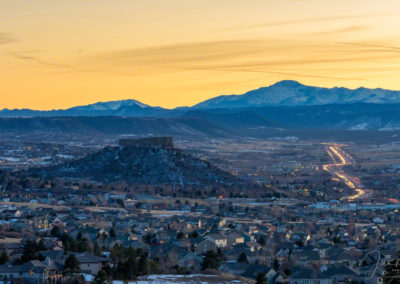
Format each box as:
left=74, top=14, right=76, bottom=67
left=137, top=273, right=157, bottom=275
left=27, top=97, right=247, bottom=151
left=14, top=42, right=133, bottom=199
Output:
left=2, top=104, right=400, bottom=138
left=0, top=99, right=172, bottom=117
left=70, top=99, right=150, bottom=111
left=0, top=116, right=231, bottom=137
left=193, top=80, right=400, bottom=108
left=2, top=81, right=400, bottom=136
left=2, top=81, right=400, bottom=117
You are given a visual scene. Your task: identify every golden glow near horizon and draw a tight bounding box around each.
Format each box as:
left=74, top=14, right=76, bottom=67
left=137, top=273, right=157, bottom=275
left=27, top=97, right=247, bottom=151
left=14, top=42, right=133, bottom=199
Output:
left=1, top=0, right=400, bottom=110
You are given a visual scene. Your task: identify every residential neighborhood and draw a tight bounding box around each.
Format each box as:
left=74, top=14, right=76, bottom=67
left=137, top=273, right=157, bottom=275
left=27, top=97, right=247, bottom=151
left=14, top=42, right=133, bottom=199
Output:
left=0, top=184, right=397, bottom=283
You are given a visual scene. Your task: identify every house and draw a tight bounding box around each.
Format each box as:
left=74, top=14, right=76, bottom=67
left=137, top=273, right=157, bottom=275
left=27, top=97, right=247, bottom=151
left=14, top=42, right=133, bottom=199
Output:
left=39, top=251, right=107, bottom=276
left=0, top=259, right=63, bottom=284
left=323, top=247, right=357, bottom=267
left=321, top=264, right=358, bottom=283
left=289, top=267, right=332, bottom=284
left=156, top=230, right=176, bottom=244
left=274, top=271, right=290, bottom=284
left=294, top=248, right=321, bottom=266
left=0, top=209, right=22, bottom=218
left=177, top=252, right=202, bottom=269
left=197, top=239, right=216, bottom=254
left=205, top=233, right=227, bottom=248
left=276, top=248, right=290, bottom=265
left=221, top=262, right=249, bottom=275
left=246, top=241, right=264, bottom=253
left=166, top=246, right=189, bottom=264
left=129, top=241, right=149, bottom=252
left=41, top=238, right=63, bottom=251
left=74, top=252, right=110, bottom=274
left=226, top=233, right=245, bottom=247
left=1, top=241, right=22, bottom=255
left=242, top=265, right=277, bottom=283
left=224, top=245, right=254, bottom=263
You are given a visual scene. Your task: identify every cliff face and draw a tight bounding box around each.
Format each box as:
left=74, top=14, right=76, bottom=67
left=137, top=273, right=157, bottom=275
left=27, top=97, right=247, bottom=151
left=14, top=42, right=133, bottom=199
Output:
left=31, top=144, right=240, bottom=186
left=118, top=137, right=173, bottom=149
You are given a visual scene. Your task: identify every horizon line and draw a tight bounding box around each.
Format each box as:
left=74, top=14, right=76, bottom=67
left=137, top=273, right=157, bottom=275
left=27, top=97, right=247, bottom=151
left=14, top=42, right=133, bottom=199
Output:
left=2, top=79, right=399, bottom=112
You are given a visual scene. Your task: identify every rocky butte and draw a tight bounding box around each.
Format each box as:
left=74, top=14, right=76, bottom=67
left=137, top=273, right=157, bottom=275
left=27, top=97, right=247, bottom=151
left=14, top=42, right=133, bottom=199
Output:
left=118, top=136, right=174, bottom=149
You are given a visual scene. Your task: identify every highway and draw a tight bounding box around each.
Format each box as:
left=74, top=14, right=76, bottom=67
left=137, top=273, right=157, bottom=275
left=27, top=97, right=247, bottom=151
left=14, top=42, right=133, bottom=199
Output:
left=322, top=144, right=372, bottom=201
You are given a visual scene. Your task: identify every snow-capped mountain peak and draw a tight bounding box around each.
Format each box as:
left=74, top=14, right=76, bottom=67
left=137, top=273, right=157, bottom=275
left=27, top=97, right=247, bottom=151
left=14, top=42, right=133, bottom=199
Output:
left=193, top=80, right=400, bottom=109
left=70, top=99, right=150, bottom=111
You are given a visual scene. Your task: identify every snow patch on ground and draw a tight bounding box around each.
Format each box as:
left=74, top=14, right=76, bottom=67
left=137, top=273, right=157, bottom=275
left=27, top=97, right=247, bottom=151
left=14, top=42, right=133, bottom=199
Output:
left=349, top=123, right=369, bottom=130
left=110, top=274, right=244, bottom=283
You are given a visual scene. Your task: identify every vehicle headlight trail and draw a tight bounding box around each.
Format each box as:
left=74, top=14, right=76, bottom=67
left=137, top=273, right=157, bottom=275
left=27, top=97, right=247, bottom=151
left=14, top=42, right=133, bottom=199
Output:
left=322, top=144, right=371, bottom=200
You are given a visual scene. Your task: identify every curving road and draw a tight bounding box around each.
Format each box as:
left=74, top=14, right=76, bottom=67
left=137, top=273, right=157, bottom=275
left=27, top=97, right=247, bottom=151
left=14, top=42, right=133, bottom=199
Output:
left=322, top=144, right=372, bottom=200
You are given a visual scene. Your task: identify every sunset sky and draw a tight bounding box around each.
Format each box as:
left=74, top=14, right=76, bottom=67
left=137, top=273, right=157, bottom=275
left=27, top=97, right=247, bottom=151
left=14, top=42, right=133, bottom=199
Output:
left=1, top=0, right=400, bottom=110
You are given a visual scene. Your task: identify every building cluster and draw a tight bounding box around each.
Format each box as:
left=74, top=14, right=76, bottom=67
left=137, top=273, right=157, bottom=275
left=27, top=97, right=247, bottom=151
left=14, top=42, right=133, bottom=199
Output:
left=0, top=188, right=398, bottom=283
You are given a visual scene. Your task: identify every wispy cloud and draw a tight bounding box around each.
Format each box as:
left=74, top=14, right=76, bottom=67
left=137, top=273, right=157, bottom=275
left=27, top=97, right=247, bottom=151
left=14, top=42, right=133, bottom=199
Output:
left=225, top=13, right=388, bottom=31
left=0, top=32, right=17, bottom=45
left=303, top=25, right=370, bottom=36
left=9, top=52, right=70, bottom=68
left=172, top=66, right=366, bottom=81
left=337, top=42, right=400, bottom=51
left=91, top=40, right=268, bottom=66
left=73, top=38, right=400, bottom=83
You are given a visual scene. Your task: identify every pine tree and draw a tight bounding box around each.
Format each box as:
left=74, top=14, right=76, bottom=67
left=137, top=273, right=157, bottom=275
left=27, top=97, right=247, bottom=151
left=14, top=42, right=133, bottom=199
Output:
left=258, top=236, right=266, bottom=246
left=138, top=255, right=150, bottom=275
left=0, top=250, right=9, bottom=264
left=256, top=272, right=267, bottom=284
left=94, top=242, right=101, bottom=256
left=94, top=269, right=108, bottom=284
left=50, top=226, right=61, bottom=237
left=63, top=254, right=81, bottom=277
left=38, top=239, right=46, bottom=251
left=237, top=252, right=248, bottom=263
left=201, top=250, right=221, bottom=270
left=109, top=228, right=117, bottom=238
left=273, top=258, right=279, bottom=270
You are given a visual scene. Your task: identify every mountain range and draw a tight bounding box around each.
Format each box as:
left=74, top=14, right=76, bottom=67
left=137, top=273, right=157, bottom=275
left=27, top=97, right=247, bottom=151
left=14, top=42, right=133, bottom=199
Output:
left=2, top=81, right=400, bottom=137
left=194, top=80, right=400, bottom=108
left=0, top=99, right=172, bottom=117
left=2, top=80, right=400, bottom=117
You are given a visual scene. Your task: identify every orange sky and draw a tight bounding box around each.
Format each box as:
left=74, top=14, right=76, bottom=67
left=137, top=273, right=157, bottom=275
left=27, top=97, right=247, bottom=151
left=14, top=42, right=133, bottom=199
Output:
left=1, top=0, right=400, bottom=110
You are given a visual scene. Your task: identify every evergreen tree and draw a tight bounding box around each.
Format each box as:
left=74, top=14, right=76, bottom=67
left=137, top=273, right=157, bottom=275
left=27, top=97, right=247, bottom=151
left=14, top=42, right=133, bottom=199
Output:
left=273, top=258, right=279, bottom=270
left=109, top=228, right=117, bottom=238
left=38, top=239, right=46, bottom=251
left=50, top=226, right=61, bottom=237
left=189, top=232, right=199, bottom=238
left=0, top=250, right=9, bottom=264
left=237, top=252, right=248, bottom=263
left=138, top=254, right=150, bottom=276
left=201, top=250, right=221, bottom=270
left=77, top=238, right=90, bottom=252
left=63, top=254, right=81, bottom=277
left=94, top=269, right=108, bottom=284
left=256, top=272, right=267, bottom=284
left=257, top=236, right=266, bottom=246
left=94, top=242, right=102, bottom=256
left=20, top=240, right=41, bottom=264
left=120, top=256, right=138, bottom=280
